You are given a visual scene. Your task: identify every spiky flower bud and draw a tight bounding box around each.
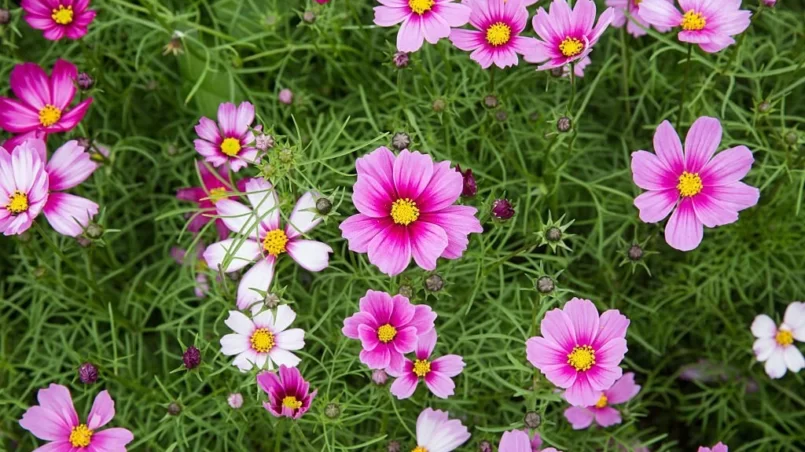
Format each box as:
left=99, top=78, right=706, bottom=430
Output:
left=491, top=199, right=515, bottom=220
left=393, top=51, right=410, bottom=68
left=757, top=100, right=771, bottom=113
left=227, top=393, right=243, bottom=409
left=372, top=369, right=389, bottom=385
left=77, top=72, right=94, bottom=90
left=546, top=227, right=562, bottom=242
left=78, top=362, right=98, bottom=384
left=494, top=110, right=508, bottom=122
left=456, top=165, right=477, bottom=198
left=167, top=401, right=182, bottom=416
left=279, top=148, right=294, bottom=164
left=316, top=198, right=332, bottom=215
left=264, top=293, right=281, bottom=309
left=524, top=411, right=541, bottom=429
left=255, top=133, right=274, bottom=151
left=536, top=276, right=554, bottom=294
left=478, top=440, right=493, bottom=452
left=279, top=88, right=294, bottom=105
left=432, top=98, right=447, bottom=113
left=398, top=285, right=414, bottom=299
left=387, top=440, right=402, bottom=452
left=391, top=132, right=411, bottom=151
left=425, top=274, right=444, bottom=292
left=183, top=346, right=201, bottom=370
left=85, top=222, right=104, bottom=240
left=303, top=10, right=316, bottom=23
left=628, top=244, right=643, bottom=261
left=325, top=403, right=341, bottom=419
left=785, top=132, right=798, bottom=145
left=483, top=95, right=498, bottom=109
left=557, top=116, right=572, bottom=133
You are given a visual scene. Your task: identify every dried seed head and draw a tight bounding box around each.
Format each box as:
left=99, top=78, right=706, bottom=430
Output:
left=524, top=411, right=541, bottom=429
left=393, top=51, right=410, bottom=68
left=325, top=403, right=341, bottom=419
left=316, top=198, right=332, bottom=215
left=78, top=362, right=98, bottom=384
left=628, top=244, right=643, bottom=261
left=255, top=133, right=274, bottom=151
left=303, top=10, right=316, bottom=23
left=167, top=401, right=182, bottom=416
left=491, top=199, right=515, bottom=220
left=546, top=227, right=562, bottom=242
left=387, top=440, right=402, bottom=452
left=483, top=95, right=498, bottom=109
left=425, top=274, right=444, bottom=292
left=398, top=285, right=414, bottom=299
left=494, top=110, right=508, bottom=122
left=557, top=116, right=572, bottom=133
left=264, top=293, right=281, bottom=309
left=536, top=276, right=554, bottom=294
left=372, top=369, right=389, bottom=385
left=432, top=98, right=447, bottom=113
left=182, top=346, right=201, bottom=370
left=391, top=132, right=411, bottom=151
left=77, top=72, right=94, bottom=90
left=227, top=393, right=243, bottom=409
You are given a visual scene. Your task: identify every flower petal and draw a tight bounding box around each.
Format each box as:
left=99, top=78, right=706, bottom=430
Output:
left=286, top=239, right=333, bottom=272
left=86, top=390, right=115, bottom=430
left=564, top=406, right=595, bottom=430
left=286, top=191, right=323, bottom=239
left=46, top=140, right=98, bottom=190
left=203, top=238, right=261, bottom=273
left=43, top=193, right=98, bottom=237
left=664, top=198, right=703, bottom=251
left=684, top=116, right=722, bottom=173
left=237, top=256, right=276, bottom=310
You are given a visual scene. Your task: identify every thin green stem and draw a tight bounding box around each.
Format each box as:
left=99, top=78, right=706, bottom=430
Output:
left=568, top=62, right=577, bottom=114
left=620, top=28, right=632, bottom=123
left=677, top=43, right=693, bottom=126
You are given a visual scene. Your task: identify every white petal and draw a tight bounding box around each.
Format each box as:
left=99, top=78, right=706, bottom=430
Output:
left=236, top=257, right=275, bottom=310
left=232, top=351, right=255, bottom=372
left=783, top=302, right=805, bottom=330
left=765, top=349, right=787, bottom=379
left=216, top=199, right=260, bottom=239
left=203, top=239, right=260, bottom=273
left=285, top=191, right=322, bottom=239
left=253, top=309, right=275, bottom=330
left=252, top=352, right=269, bottom=370
left=286, top=239, right=333, bottom=272
left=750, top=314, right=777, bottom=338
left=783, top=346, right=805, bottom=373
left=276, top=328, right=305, bottom=351
left=220, top=334, right=249, bottom=355
left=224, top=311, right=254, bottom=336
left=273, top=305, right=297, bottom=333
left=753, top=337, right=776, bottom=362
left=268, top=348, right=301, bottom=368
left=245, top=178, right=280, bottom=231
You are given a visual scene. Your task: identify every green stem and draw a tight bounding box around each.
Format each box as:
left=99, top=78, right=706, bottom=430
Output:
left=677, top=44, right=693, bottom=127
left=568, top=62, right=576, bottom=114
left=619, top=28, right=632, bottom=123
left=489, top=66, right=496, bottom=94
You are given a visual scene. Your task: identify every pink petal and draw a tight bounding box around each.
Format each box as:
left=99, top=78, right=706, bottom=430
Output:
left=358, top=324, right=381, bottom=351
left=593, top=406, right=622, bottom=427
left=244, top=178, right=280, bottom=232
left=353, top=176, right=394, bottom=218
left=397, top=16, right=426, bottom=52
left=0, top=97, right=41, bottom=133
left=36, top=384, right=79, bottom=430
left=216, top=199, right=259, bottom=238
left=564, top=373, right=599, bottom=406
left=431, top=354, right=465, bottom=377
left=31, top=441, right=74, bottom=451
left=237, top=257, right=275, bottom=309
left=421, top=11, right=451, bottom=45
left=89, top=428, right=134, bottom=450
left=392, top=326, right=418, bottom=354
left=19, top=406, right=73, bottom=442
left=605, top=372, right=641, bottom=404
left=540, top=307, right=577, bottom=350
left=408, top=221, right=448, bottom=271
left=51, top=98, right=92, bottom=132
left=684, top=116, right=722, bottom=173
left=631, top=150, right=677, bottom=190
left=700, top=146, right=753, bottom=187
left=49, top=59, right=78, bottom=110
left=415, top=328, right=438, bottom=360
left=637, top=0, right=682, bottom=28
left=634, top=189, right=678, bottom=223
left=393, top=149, right=434, bottom=200
left=449, top=28, right=483, bottom=51
left=367, top=223, right=412, bottom=276
left=653, top=120, right=685, bottom=174
left=563, top=298, right=600, bottom=345
left=217, top=102, right=238, bottom=137
left=424, top=371, right=456, bottom=398
left=571, top=0, right=596, bottom=37
left=499, top=429, right=533, bottom=452
left=564, top=406, right=595, bottom=429
left=390, top=373, right=419, bottom=399
left=235, top=102, right=254, bottom=136
left=374, top=5, right=409, bottom=26
left=691, top=193, right=739, bottom=228
left=416, top=161, right=463, bottom=212
left=286, top=239, right=333, bottom=272
left=701, top=182, right=759, bottom=212
left=360, top=344, right=392, bottom=369
left=43, top=193, right=98, bottom=237
left=664, top=198, right=703, bottom=251
left=360, top=290, right=394, bottom=325
left=339, top=214, right=388, bottom=253
left=437, top=1, right=471, bottom=27
left=86, top=390, right=114, bottom=430
left=418, top=205, right=482, bottom=259
left=593, top=309, right=630, bottom=347
left=10, top=62, right=50, bottom=110
left=195, top=116, right=222, bottom=143
left=588, top=7, right=614, bottom=44
left=46, top=140, right=98, bottom=190
left=356, top=146, right=397, bottom=195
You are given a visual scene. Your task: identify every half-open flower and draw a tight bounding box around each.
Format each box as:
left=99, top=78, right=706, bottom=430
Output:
left=194, top=102, right=258, bottom=172
left=563, top=372, right=641, bottom=429
left=751, top=302, right=805, bottom=379
left=257, top=365, right=317, bottom=419
left=388, top=329, right=465, bottom=399
left=220, top=304, right=305, bottom=372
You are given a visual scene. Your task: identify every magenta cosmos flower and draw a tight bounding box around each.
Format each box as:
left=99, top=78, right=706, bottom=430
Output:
left=0, top=60, right=92, bottom=150
left=606, top=0, right=671, bottom=37
left=499, top=430, right=560, bottom=452
left=339, top=147, right=482, bottom=276
left=413, top=408, right=471, bottom=452
left=699, top=443, right=728, bottom=452
left=342, top=290, right=436, bottom=373
left=388, top=329, right=465, bottom=399
left=522, top=0, right=614, bottom=71
left=563, top=372, right=641, bottom=429
left=257, top=365, right=317, bottom=419
left=526, top=298, right=630, bottom=407
left=751, top=302, right=805, bottom=379
left=638, top=0, right=750, bottom=52
left=448, top=0, right=537, bottom=69
left=22, top=0, right=97, bottom=41
left=631, top=117, right=760, bottom=251
left=0, top=141, right=49, bottom=236
left=373, top=0, right=471, bottom=53
left=19, top=384, right=133, bottom=451
left=176, top=160, right=244, bottom=240
left=194, top=102, right=257, bottom=172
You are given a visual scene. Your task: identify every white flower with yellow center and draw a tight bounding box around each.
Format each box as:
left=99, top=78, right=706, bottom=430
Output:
left=751, top=302, right=805, bottom=379
left=220, top=304, right=305, bottom=372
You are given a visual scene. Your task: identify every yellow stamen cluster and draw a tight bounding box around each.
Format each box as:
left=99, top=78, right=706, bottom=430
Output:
left=377, top=324, right=398, bottom=343
left=39, top=104, right=62, bottom=127
left=51, top=5, right=74, bottom=25
left=776, top=330, right=794, bottom=347
left=282, top=395, right=302, bottom=410
left=681, top=10, right=706, bottom=31
left=390, top=198, right=420, bottom=226
left=412, top=447, right=429, bottom=452
left=408, top=0, right=434, bottom=15
left=208, top=187, right=228, bottom=204
left=250, top=328, right=275, bottom=353
left=595, top=394, right=608, bottom=409
left=69, top=424, right=93, bottom=448
left=486, top=22, right=512, bottom=47
left=677, top=171, right=703, bottom=197
left=567, top=345, right=596, bottom=372
left=6, top=191, right=29, bottom=215
left=263, top=229, right=289, bottom=256
left=559, top=37, right=584, bottom=58
left=413, top=359, right=431, bottom=377
left=220, top=137, right=242, bottom=157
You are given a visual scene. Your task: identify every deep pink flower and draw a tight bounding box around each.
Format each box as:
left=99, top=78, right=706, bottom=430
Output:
left=413, top=408, right=471, bottom=452
left=176, top=160, right=244, bottom=240
left=22, top=0, right=97, bottom=41
left=316, top=0, right=330, bottom=3
left=449, top=0, right=537, bottom=69
left=631, top=117, right=760, bottom=251
left=339, top=147, right=483, bottom=276
left=374, top=0, right=471, bottom=53
left=751, top=302, right=805, bottom=379
left=498, top=430, right=560, bottom=452
left=639, top=0, right=750, bottom=52
left=19, top=384, right=133, bottom=451
left=0, top=140, right=49, bottom=235
left=388, top=329, right=465, bottom=399
left=171, top=243, right=210, bottom=298
left=522, top=0, right=614, bottom=71
left=0, top=60, right=93, bottom=149
left=194, top=102, right=257, bottom=172
left=563, top=372, right=641, bottom=429
left=606, top=0, right=672, bottom=37
left=526, top=298, right=630, bottom=407
left=698, top=443, right=728, bottom=452
left=204, top=178, right=333, bottom=309
left=256, top=365, right=317, bottom=420
left=342, top=290, right=436, bottom=373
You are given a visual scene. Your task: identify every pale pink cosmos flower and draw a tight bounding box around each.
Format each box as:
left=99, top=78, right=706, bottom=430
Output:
left=698, top=443, right=728, bottom=452
left=449, top=0, right=538, bottom=69
left=526, top=298, right=630, bottom=407
left=19, top=384, right=133, bottom=451
left=0, top=141, right=49, bottom=236
left=563, top=372, right=641, bottom=429
left=751, top=302, right=805, bottom=379
left=374, top=0, right=471, bottom=53
left=220, top=304, right=305, bottom=372
left=498, top=430, right=560, bottom=452
left=638, top=0, right=750, bottom=52
left=522, top=0, right=614, bottom=71
left=278, top=89, right=293, bottom=105
left=194, top=102, right=257, bottom=172
left=606, top=0, right=672, bottom=37
left=176, top=160, right=245, bottom=240
left=204, top=178, right=333, bottom=309
left=0, top=60, right=93, bottom=150
left=413, top=408, right=471, bottom=452
left=339, top=147, right=483, bottom=276
left=22, top=0, right=97, bottom=41
left=388, top=329, right=465, bottom=399
left=257, top=365, right=317, bottom=419
left=631, top=117, right=760, bottom=251
left=227, top=392, right=244, bottom=409
left=342, top=290, right=436, bottom=373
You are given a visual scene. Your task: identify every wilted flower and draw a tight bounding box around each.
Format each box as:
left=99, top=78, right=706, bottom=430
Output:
left=393, top=51, right=410, bottom=68
left=456, top=165, right=477, bottom=198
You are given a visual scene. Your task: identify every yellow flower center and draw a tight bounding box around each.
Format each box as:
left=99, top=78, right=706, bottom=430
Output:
left=250, top=328, right=275, bottom=353
left=412, top=448, right=429, bottom=452
left=262, top=229, right=289, bottom=256
left=38, top=104, right=62, bottom=127
left=413, top=359, right=431, bottom=377
left=6, top=191, right=29, bottom=215
left=633, top=0, right=642, bottom=5
left=681, top=10, right=706, bottom=31
left=282, top=395, right=302, bottom=410
left=567, top=345, right=596, bottom=372
left=195, top=259, right=209, bottom=272
left=208, top=187, right=228, bottom=204
left=486, top=22, right=512, bottom=47
left=69, top=424, right=93, bottom=448
left=559, top=37, right=584, bottom=58
left=408, top=0, right=434, bottom=15
left=377, top=324, right=397, bottom=343
left=51, top=5, right=74, bottom=25
left=390, top=198, right=419, bottom=225
left=776, top=329, right=794, bottom=347
left=677, top=171, right=703, bottom=197
left=595, top=394, right=608, bottom=409
left=220, top=137, right=242, bottom=157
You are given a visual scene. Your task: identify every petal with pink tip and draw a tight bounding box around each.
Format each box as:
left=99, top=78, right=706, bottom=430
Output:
left=631, top=150, right=677, bottom=190
left=408, top=221, right=448, bottom=271
left=0, top=98, right=41, bottom=133
left=397, top=16, right=426, bottom=54
left=10, top=62, right=50, bottom=110
left=46, top=140, right=98, bottom=190
left=431, top=354, right=465, bottom=378
left=37, top=384, right=79, bottom=429
left=390, top=373, right=419, bottom=399
left=217, top=102, right=238, bottom=137
left=634, top=189, right=678, bottom=223
left=340, top=214, right=388, bottom=254
left=700, top=146, right=753, bottom=187
left=424, top=370, right=456, bottom=398
left=88, top=428, right=134, bottom=450
left=605, top=372, right=641, bottom=404
left=49, top=59, right=78, bottom=110
left=237, top=257, right=275, bottom=310
left=367, top=223, right=412, bottom=276
left=684, top=116, right=722, bottom=173
left=86, top=390, right=115, bottom=430
left=594, top=406, right=622, bottom=427
left=43, top=193, right=98, bottom=237
left=286, top=239, right=333, bottom=272
left=50, top=98, right=92, bottom=132
left=564, top=373, right=599, bottom=406
left=664, top=198, right=703, bottom=251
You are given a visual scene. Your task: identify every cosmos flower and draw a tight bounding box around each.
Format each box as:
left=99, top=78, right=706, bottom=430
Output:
left=449, top=0, right=537, bottom=69
left=526, top=298, right=630, bottom=407
left=194, top=102, right=258, bottom=172
left=227, top=393, right=243, bottom=409
left=388, top=329, right=465, bottom=399
left=21, top=0, right=97, bottom=41
left=563, top=372, right=641, bottom=429
left=257, top=365, right=317, bottom=420
left=412, top=408, right=471, bottom=452
left=342, top=290, right=436, bottom=373
left=19, top=384, right=133, bottom=451
left=606, top=0, right=672, bottom=37
left=171, top=243, right=210, bottom=298
left=498, top=430, right=560, bottom=452
left=698, top=443, right=728, bottom=452
left=0, top=140, right=49, bottom=236
left=204, top=178, right=333, bottom=309
left=373, top=0, right=471, bottom=53
left=631, top=117, right=760, bottom=251
left=339, top=147, right=483, bottom=276
left=220, top=304, right=305, bottom=372
left=638, top=0, right=750, bottom=52
left=176, top=160, right=244, bottom=240
left=751, top=302, right=805, bottom=379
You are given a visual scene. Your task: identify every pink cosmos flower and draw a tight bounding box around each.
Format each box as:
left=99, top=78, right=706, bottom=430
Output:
left=526, top=298, right=630, bottom=407
left=220, top=304, right=305, bottom=372
left=0, top=141, right=49, bottom=236
left=204, top=178, right=333, bottom=309
left=449, top=0, right=537, bottom=69
left=171, top=244, right=210, bottom=298
left=751, top=302, right=805, bottom=379
left=19, top=384, right=133, bottom=451
left=342, top=290, right=436, bottom=373
left=563, top=372, right=641, bottom=429
left=631, top=117, right=760, bottom=251
left=176, top=160, right=244, bottom=240
left=257, top=365, right=317, bottom=419
left=606, top=0, right=671, bottom=37
left=698, top=443, right=728, bottom=452
left=194, top=102, right=257, bottom=172
left=522, top=0, right=614, bottom=71
left=373, top=0, right=471, bottom=53
left=22, top=0, right=97, bottom=41
left=638, top=0, right=750, bottom=52
left=413, top=408, right=471, bottom=452
left=339, top=147, right=483, bottom=276
left=0, top=60, right=93, bottom=150
left=498, top=430, right=560, bottom=452
left=387, top=329, right=465, bottom=399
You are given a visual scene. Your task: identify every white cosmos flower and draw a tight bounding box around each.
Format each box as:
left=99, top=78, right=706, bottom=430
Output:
left=751, top=302, right=805, bottom=379
left=220, top=304, right=304, bottom=372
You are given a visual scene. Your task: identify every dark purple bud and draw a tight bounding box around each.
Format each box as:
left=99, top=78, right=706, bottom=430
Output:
left=491, top=199, right=515, bottom=220
left=392, top=51, right=409, bottom=68
left=167, top=401, right=182, bottom=416
left=478, top=440, right=493, bottom=452
left=77, top=72, right=94, bottom=90
left=557, top=116, right=572, bottom=133
left=456, top=165, right=477, bottom=198
left=78, top=362, right=98, bottom=384
left=183, top=346, right=201, bottom=369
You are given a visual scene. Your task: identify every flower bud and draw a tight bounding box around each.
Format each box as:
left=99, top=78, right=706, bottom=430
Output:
left=425, top=274, right=444, bottom=292
left=628, top=244, right=643, bottom=261
left=757, top=100, right=771, bottom=113
left=85, top=222, right=104, bottom=240
left=456, top=165, right=477, bottom=198
left=77, top=72, right=94, bottom=90
left=491, top=199, right=515, bottom=220
left=432, top=98, right=447, bottom=113
left=478, top=440, right=493, bottom=452
left=483, top=95, right=498, bottom=109
left=536, top=276, right=554, bottom=294
left=372, top=369, right=389, bottom=385
left=546, top=227, right=562, bottom=242
left=524, top=411, right=541, bottom=429
left=33, top=266, right=47, bottom=279
left=391, top=132, right=411, bottom=151
left=393, top=51, right=409, bottom=68
left=387, top=440, right=402, bottom=452
left=303, top=10, right=316, bottom=23
left=316, top=198, right=332, bottom=215
left=167, top=401, right=182, bottom=416
left=550, top=66, right=564, bottom=78
left=279, top=88, right=294, bottom=105
left=325, top=402, right=341, bottom=419
left=494, top=110, right=508, bottom=122
left=279, top=148, right=294, bottom=164
left=763, top=0, right=776, bottom=7
left=556, top=116, right=572, bottom=133
left=0, top=9, right=9, bottom=25
left=78, top=362, right=98, bottom=384
left=398, top=285, right=414, bottom=299
left=785, top=132, right=798, bottom=145
left=264, top=293, right=281, bottom=309
left=183, top=346, right=201, bottom=370
left=255, top=133, right=274, bottom=151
